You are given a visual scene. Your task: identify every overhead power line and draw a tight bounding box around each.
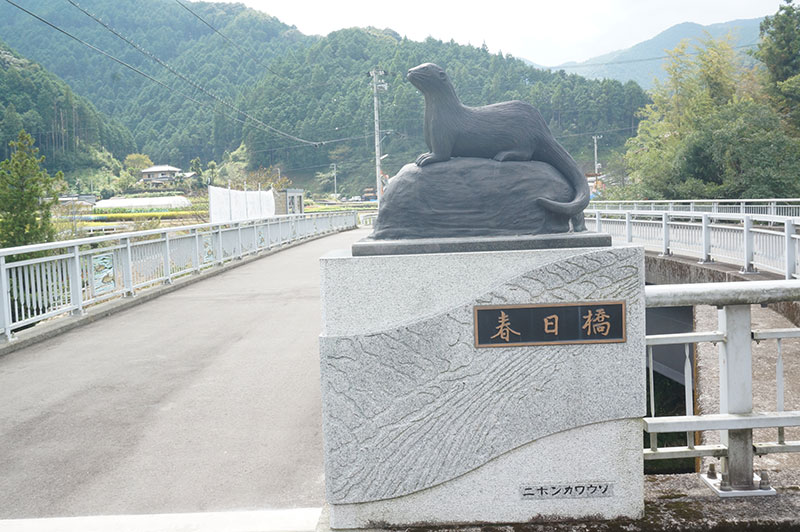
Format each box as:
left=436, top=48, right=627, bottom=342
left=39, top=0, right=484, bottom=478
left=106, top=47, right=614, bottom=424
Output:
left=5, top=0, right=321, bottom=147
left=172, top=0, right=283, bottom=77
left=64, top=0, right=320, bottom=146
left=171, top=0, right=344, bottom=92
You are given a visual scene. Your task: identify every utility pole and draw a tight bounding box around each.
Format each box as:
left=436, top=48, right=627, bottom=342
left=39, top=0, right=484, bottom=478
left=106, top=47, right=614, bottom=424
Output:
left=330, top=163, right=337, bottom=197
left=369, top=68, right=387, bottom=204
left=592, top=135, right=603, bottom=174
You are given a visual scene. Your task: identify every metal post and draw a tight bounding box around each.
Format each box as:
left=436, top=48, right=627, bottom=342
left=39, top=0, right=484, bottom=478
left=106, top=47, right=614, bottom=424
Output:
left=625, top=212, right=632, bottom=243
left=216, top=226, right=223, bottom=264
left=718, top=304, right=754, bottom=490
left=595, top=211, right=602, bottom=232
left=193, top=228, right=201, bottom=273
left=660, top=212, right=671, bottom=256
left=69, top=245, right=84, bottom=315
left=777, top=339, right=785, bottom=445
left=0, top=256, right=12, bottom=341
left=742, top=215, right=756, bottom=273
left=123, top=237, right=134, bottom=296
left=163, top=232, right=172, bottom=284
left=237, top=223, right=243, bottom=259
left=700, top=214, right=712, bottom=264
left=370, top=68, right=387, bottom=204
left=785, top=220, right=796, bottom=280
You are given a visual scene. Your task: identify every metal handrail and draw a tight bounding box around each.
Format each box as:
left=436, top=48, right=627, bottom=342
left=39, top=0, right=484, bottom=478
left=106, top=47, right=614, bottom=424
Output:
left=0, top=211, right=359, bottom=340
left=643, top=281, right=800, bottom=492
left=585, top=208, right=800, bottom=279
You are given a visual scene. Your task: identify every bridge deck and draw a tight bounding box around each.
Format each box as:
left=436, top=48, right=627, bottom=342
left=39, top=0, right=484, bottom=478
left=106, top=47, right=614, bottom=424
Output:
left=0, top=227, right=370, bottom=519
left=3, top=227, right=800, bottom=529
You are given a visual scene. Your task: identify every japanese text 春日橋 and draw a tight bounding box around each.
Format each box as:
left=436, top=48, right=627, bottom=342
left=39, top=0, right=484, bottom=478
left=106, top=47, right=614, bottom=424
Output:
left=520, top=482, right=614, bottom=500
left=474, top=302, right=626, bottom=348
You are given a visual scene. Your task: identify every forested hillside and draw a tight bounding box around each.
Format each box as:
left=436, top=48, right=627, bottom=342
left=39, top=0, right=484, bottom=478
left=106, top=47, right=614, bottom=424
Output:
left=0, top=0, right=650, bottom=195
left=0, top=39, right=134, bottom=174
left=0, top=0, right=315, bottom=164
left=243, top=29, right=650, bottom=193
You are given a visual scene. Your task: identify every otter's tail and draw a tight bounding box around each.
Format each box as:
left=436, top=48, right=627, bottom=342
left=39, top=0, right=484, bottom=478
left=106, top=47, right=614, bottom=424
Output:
left=535, top=140, right=590, bottom=216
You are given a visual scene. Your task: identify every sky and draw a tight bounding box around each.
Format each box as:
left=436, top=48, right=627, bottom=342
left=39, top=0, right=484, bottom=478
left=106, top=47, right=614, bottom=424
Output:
left=240, top=0, right=785, bottom=66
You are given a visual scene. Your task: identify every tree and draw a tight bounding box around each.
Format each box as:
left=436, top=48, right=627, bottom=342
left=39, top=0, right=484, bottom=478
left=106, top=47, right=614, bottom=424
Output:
left=623, top=36, right=800, bottom=199
left=123, top=153, right=153, bottom=173
left=205, top=160, right=218, bottom=185
left=1, top=104, right=23, bottom=160
left=188, top=157, right=204, bottom=188
left=755, top=0, right=800, bottom=131
left=0, top=130, right=66, bottom=248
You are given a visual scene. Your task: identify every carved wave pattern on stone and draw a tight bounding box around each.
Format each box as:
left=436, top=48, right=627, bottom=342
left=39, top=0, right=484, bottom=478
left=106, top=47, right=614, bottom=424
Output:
left=321, top=248, right=643, bottom=503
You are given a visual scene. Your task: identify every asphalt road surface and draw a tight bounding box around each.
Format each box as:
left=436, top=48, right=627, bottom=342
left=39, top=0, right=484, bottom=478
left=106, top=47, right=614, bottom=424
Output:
left=0, top=228, right=370, bottom=519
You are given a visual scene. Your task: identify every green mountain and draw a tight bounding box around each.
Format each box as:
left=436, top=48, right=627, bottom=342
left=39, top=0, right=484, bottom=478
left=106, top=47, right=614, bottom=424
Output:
left=0, top=1, right=650, bottom=194
left=0, top=39, right=134, bottom=175
left=0, top=0, right=316, bottom=166
left=242, top=29, right=650, bottom=194
left=547, top=18, right=763, bottom=89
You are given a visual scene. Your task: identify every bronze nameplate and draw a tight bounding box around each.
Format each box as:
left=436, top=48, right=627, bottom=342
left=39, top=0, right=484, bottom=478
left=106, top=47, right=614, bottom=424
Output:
left=474, top=301, right=626, bottom=348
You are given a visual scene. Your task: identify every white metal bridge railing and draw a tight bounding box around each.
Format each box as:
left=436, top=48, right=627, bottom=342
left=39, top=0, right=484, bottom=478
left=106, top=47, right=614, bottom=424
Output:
left=584, top=209, right=800, bottom=279
left=0, top=211, right=358, bottom=341
left=644, top=280, right=800, bottom=493
left=590, top=198, right=800, bottom=217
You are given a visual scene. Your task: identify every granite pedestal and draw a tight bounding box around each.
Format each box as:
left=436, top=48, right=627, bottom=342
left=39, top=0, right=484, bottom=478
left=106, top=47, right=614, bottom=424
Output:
left=319, top=240, right=646, bottom=528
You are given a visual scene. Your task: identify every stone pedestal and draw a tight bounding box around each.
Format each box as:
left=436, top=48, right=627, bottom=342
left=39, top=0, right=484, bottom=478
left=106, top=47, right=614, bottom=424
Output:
left=319, top=243, right=646, bottom=528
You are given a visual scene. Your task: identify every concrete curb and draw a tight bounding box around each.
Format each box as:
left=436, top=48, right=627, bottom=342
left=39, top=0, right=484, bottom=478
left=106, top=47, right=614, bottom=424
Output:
left=0, top=228, right=355, bottom=358
left=0, top=507, right=323, bottom=532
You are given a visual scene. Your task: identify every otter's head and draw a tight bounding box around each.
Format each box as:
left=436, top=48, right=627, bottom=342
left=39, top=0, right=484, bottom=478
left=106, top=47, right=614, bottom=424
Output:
left=407, top=63, right=453, bottom=94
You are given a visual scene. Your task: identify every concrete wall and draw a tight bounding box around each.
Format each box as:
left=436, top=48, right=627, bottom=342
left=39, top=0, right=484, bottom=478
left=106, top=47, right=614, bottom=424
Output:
left=645, top=252, right=800, bottom=326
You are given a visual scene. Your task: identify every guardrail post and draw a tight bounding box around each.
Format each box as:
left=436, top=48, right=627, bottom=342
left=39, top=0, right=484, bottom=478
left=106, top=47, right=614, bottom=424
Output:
left=770, top=201, right=777, bottom=217
left=712, top=202, right=719, bottom=213
left=163, top=232, right=172, bottom=284
left=595, top=211, right=602, bottom=232
left=123, top=237, right=134, bottom=296
left=625, top=212, right=633, bottom=242
left=216, top=226, right=224, bottom=265
left=785, top=220, right=796, bottom=280
left=699, top=214, right=712, bottom=264
left=742, top=215, right=756, bottom=273
left=660, top=212, right=671, bottom=256
left=0, top=256, right=12, bottom=341
left=237, top=223, right=243, bottom=259
left=193, top=229, right=201, bottom=274
left=69, top=245, right=84, bottom=315
left=718, top=304, right=755, bottom=490
left=740, top=201, right=746, bottom=214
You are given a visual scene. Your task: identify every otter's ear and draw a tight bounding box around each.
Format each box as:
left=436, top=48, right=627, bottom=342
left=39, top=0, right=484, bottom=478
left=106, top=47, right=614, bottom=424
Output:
left=438, top=70, right=447, bottom=80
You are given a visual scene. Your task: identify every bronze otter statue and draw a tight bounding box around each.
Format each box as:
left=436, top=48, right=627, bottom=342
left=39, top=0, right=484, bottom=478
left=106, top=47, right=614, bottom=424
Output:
left=407, top=62, right=589, bottom=231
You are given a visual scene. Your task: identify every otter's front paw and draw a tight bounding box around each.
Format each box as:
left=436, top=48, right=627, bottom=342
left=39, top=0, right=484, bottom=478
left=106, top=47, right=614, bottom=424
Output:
left=415, top=152, right=433, bottom=166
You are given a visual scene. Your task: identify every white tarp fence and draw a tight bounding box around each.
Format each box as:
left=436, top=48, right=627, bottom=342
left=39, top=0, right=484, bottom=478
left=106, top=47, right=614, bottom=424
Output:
left=208, top=185, right=275, bottom=223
